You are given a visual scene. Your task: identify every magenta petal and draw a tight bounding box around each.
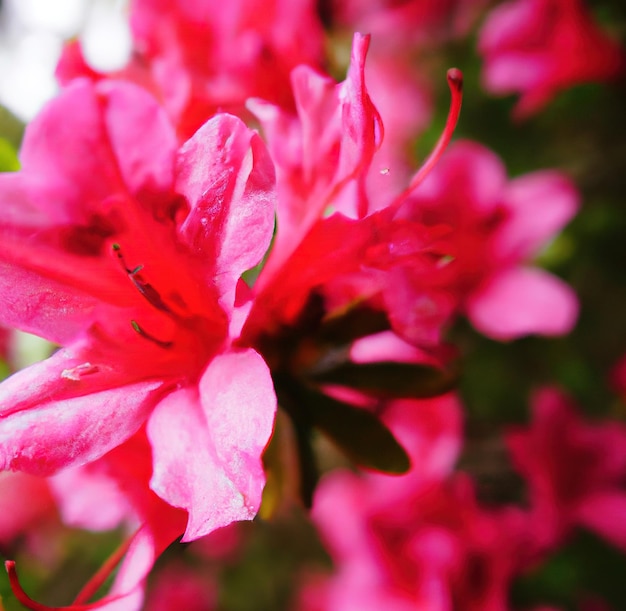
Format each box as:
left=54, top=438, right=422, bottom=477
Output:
left=17, top=80, right=124, bottom=224
left=175, top=114, right=276, bottom=307
left=49, top=466, right=132, bottom=531
left=0, top=347, right=164, bottom=475
left=468, top=267, right=578, bottom=340
left=496, top=170, right=579, bottom=260
left=98, top=80, right=178, bottom=198
left=148, top=349, right=276, bottom=540
left=576, top=491, right=626, bottom=551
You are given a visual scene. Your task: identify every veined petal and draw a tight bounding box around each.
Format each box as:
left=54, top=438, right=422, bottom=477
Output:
left=148, top=349, right=276, bottom=540
left=176, top=114, right=276, bottom=308
left=0, top=346, right=165, bottom=475
left=468, top=267, right=578, bottom=339
left=17, top=80, right=123, bottom=224
left=98, top=80, right=178, bottom=199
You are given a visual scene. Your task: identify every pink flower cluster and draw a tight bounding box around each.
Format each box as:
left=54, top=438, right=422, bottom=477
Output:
left=299, top=387, right=626, bottom=611
left=0, top=0, right=623, bottom=609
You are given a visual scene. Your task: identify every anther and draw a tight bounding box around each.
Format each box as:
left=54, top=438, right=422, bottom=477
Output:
left=131, top=320, right=173, bottom=349
left=112, top=243, right=172, bottom=313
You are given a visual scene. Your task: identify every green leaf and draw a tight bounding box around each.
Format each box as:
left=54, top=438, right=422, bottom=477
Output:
left=300, top=386, right=411, bottom=474
left=318, top=305, right=390, bottom=345
left=0, top=138, right=19, bottom=172
left=0, top=105, right=25, bottom=149
left=309, top=361, right=458, bottom=399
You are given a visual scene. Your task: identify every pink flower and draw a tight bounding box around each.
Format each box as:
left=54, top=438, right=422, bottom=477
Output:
left=5, top=438, right=187, bottom=611
left=329, top=0, right=489, bottom=46
left=143, top=563, right=218, bottom=611
left=311, top=470, right=535, bottom=611
left=478, top=0, right=626, bottom=118
left=244, top=34, right=464, bottom=349
left=0, top=78, right=277, bottom=548
left=507, top=387, right=626, bottom=551
left=57, top=0, right=325, bottom=140
left=0, top=471, right=56, bottom=549
left=396, top=139, right=580, bottom=339
left=296, top=391, right=539, bottom=611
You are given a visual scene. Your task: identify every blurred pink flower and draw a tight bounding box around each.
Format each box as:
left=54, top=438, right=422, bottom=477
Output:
left=330, top=0, right=488, bottom=46
left=295, top=389, right=540, bottom=611
left=143, top=563, right=218, bottom=611
left=478, top=0, right=626, bottom=118
left=396, top=140, right=580, bottom=339
left=57, top=0, right=325, bottom=140
left=507, top=387, right=626, bottom=551
left=310, top=470, right=535, bottom=611
left=0, top=471, right=56, bottom=549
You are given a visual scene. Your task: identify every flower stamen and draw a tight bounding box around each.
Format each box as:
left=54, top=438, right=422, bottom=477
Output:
left=112, top=243, right=173, bottom=314
left=390, top=68, right=463, bottom=211
left=131, top=320, right=173, bottom=349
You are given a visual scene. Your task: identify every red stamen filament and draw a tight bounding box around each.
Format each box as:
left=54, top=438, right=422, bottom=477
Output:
left=5, top=534, right=135, bottom=610
left=390, top=68, right=463, bottom=210
left=112, top=243, right=173, bottom=314
left=131, top=319, right=173, bottom=349
left=72, top=534, right=135, bottom=605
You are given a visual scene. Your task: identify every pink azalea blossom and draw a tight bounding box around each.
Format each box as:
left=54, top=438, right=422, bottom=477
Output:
left=396, top=139, right=580, bottom=339
left=0, top=471, right=56, bottom=549
left=507, top=387, right=626, bottom=551
left=329, top=0, right=489, bottom=46
left=478, top=0, right=626, bottom=118
left=6, top=444, right=186, bottom=611
left=143, top=562, right=218, bottom=611
left=0, top=76, right=277, bottom=585
left=298, top=394, right=538, bottom=611
left=244, top=34, right=464, bottom=349
left=57, top=0, right=325, bottom=139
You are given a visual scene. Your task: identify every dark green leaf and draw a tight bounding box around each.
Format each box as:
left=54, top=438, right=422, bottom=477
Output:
left=301, top=387, right=411, bottom=474
left=309, top=361, right=458, bottom=399
left=318, top=305, right=390, bottom=345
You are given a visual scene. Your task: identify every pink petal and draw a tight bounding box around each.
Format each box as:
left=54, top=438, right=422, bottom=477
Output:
left=148, top=349, right=276, bottom=540
left=98, top=80, right=177, bottom=198
left=49, top=466, right=132, bottom=531
left=0, top=471, right=55, bottom=545
left=17, top=80, right=124, bottom=225
left=175, top=114, right=276, bottom=308
left=407, top=140, right=508, bottom=216
left=0, top=345, right=165, bottom=475
left=496, top=170, right=579, bottom=260
left=576, top=491, right=626, bottom=551
left=0, top=255, right=102, bottom=344
left=468, top=267, right=578, bottom=339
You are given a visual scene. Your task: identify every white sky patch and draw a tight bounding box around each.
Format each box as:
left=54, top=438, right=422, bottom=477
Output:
left=0, top=0, right=131, bottom=121
left=82, top=0, right=132, bottom=71
left=7, top=0, right=86, bottom=36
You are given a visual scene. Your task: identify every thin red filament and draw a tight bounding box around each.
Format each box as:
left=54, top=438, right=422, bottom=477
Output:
left=4, top=532, right=134, bottom=610
left=390, top=68, right=464, bottom=210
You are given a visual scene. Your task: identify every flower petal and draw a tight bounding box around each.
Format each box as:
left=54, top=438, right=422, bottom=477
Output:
left=0, top=346, right=165, bottom=475
left=576, top=491, right=626, bottom=551
left=148, top=349, right=276, bottom=540
left=175, top=114, right=276, bottom=308
left=467, top=267, right=578, bottom=339
left=496, top=170, right=579, bottom=260
left=98, top=80, right=178, bottom=199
